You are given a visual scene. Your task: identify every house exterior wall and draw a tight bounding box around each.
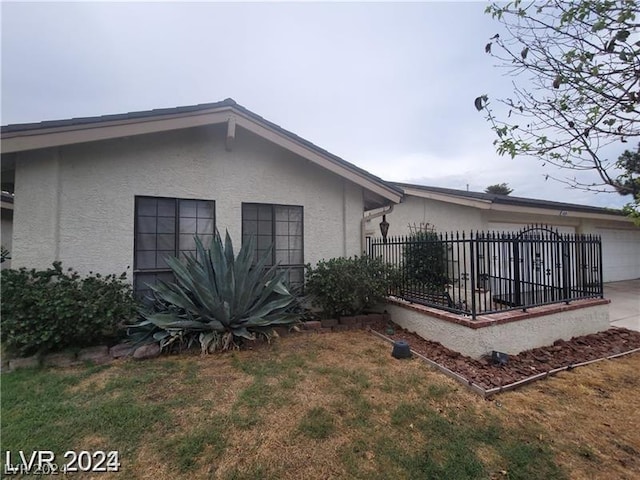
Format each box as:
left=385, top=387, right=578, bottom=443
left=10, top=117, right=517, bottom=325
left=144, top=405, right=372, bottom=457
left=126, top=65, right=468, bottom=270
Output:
left=11, top=125, right=366, bottom=278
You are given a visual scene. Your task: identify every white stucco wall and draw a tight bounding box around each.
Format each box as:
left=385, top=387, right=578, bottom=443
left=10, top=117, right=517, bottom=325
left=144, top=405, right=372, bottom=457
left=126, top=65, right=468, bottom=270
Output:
left=366, top=195, right=484, bottom=238
left=386, top=302, right=610, bottom=359
left=11, top=125, right=367, bottom=278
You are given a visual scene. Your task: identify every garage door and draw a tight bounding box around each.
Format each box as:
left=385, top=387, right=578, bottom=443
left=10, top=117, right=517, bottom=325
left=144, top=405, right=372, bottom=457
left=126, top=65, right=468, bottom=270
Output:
left=596, top=228, right=640, bottom=282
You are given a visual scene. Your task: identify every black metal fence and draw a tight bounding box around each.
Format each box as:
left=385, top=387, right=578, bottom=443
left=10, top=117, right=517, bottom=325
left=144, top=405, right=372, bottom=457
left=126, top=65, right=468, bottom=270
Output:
left=368, top=225, right=603, bottom=319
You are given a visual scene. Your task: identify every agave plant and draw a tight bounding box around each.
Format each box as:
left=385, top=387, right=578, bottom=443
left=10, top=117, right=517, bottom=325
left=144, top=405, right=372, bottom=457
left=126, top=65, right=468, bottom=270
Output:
left=128, top=231, right=299, bottom=353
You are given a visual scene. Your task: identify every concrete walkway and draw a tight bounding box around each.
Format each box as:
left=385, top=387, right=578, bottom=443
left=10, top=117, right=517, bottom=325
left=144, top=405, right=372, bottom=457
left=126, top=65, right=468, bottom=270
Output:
left=605, top=279, right=640, bottom=332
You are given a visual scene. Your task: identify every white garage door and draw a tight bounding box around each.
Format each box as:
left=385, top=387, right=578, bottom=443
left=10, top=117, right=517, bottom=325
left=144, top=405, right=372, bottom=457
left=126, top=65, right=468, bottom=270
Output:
left=596, top=228, right=640, bottom=282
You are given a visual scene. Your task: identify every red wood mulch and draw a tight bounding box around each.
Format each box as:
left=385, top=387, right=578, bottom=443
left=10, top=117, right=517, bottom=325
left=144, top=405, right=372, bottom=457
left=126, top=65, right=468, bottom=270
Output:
left=372, top=325, right=640, bottom=390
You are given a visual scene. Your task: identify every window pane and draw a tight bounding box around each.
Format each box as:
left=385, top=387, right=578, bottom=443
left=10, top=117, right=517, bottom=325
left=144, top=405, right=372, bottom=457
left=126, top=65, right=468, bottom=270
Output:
left=197, top=218, right=214, bottom=234
left=157, top=234, right=175, bottom=251
left=180, top=217, right=197, bottom=234
left=157, top=251, right=174, bottom=268
left=137, top=251, right=156, bottom=269
left=180, top=200, right=197, bottom=218
left=290, top=249, right=303, bottom=264
left=197, top=201, right=214, bottom=218
left=258, top=220, right=272, bottom=235
left=243, top=204, right=258, bottom=221
left=290, top=236, right=303, bottom=251
left=258, top=249, right=273, bottom=265
left=243, top=220, right=258, bottom=236
left=179, top=234, right=197, bottom=251
left=258, top=205, right=272, bottom=221
left=275, top=250, right=288, bottom=264
left=137, top=233, right=156, bottom=251
left=137, top=198, right=157, bottom=216
left=289, top=222, right=302, bottom=236
left=275, top=235, right=289, bottom=249
left=196, top=234, right=214, bottom=249
left=289, top=207, right=303, bottom=222
left=138, top=216, right=157, bottom=234
left=275, top=221, right=288, bottom=236
left=157, top=217, right=176, bottom=234
left=257, top=236, right=273, bottom=250
left=275, top=206, right=289, bottom=221
left=157, top=198, right=176, bottom=217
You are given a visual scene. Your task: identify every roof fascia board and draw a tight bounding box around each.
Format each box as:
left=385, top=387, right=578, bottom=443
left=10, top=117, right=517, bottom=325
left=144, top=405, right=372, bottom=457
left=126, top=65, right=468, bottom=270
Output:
left=402, top=187, right=492, bottom=209
left=488, top=202, right=631, bottom=222
left=233, top=115, right=402, bottom=203
left=1, top=109, right=234, bottom=153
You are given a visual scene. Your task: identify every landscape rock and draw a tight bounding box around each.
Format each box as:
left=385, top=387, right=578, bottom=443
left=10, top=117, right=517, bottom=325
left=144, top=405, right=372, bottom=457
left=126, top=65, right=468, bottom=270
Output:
left=42, top=352, right=79, bottom=368
left=8, top=355, right=40, bottom=371
left=78, top=346, right=111, bottom=364
left=133, top=343, right=161, bottom=360
left=110, top=343, right=134, bottom=358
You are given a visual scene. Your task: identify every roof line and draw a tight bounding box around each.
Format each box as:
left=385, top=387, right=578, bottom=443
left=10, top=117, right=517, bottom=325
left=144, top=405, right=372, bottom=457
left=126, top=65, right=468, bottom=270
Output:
left=393, top=182, right=625, bottom=217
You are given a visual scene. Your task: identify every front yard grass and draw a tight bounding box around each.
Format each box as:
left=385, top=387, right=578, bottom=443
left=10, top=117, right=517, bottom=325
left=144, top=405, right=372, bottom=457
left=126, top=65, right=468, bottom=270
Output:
left=2, top=330, right=638, bottom=479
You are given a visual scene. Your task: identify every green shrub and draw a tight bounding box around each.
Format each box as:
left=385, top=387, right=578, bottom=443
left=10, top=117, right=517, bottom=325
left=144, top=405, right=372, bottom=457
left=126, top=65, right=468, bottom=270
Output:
left=403, top=231, right=449, bottom=292
left=128, top=231, right=300, bottom=353
left=304, top=255, right=394, bottom=317
left=1, top=262, right=137, bottom=356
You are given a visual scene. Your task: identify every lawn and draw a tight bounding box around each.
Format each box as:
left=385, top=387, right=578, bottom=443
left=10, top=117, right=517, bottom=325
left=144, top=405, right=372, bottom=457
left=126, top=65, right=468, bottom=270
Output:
left=2, top=331, right=639, bottom=479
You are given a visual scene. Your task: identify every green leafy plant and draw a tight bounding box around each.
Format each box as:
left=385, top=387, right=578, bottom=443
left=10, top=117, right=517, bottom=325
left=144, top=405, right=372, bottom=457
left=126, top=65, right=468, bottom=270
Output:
left=127, top=231, right=299, bottom=353
left=304, top=255, right=394, bottom=318
left=403, top=231, right=449, bottom=292
left=0, top=262, right=137, bottom=356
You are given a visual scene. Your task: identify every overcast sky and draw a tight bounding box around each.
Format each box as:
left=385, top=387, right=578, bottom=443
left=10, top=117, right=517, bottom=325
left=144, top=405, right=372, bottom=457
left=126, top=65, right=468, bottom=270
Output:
left=1, top=1, right=632, bottom=209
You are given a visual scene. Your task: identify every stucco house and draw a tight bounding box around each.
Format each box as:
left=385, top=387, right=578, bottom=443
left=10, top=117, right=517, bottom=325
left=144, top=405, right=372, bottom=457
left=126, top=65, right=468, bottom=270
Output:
left=366, top=183, right=640, bottom=283
left=0, top=99, right=402, bottom=297
left=1, top=99, right=638, bottom=298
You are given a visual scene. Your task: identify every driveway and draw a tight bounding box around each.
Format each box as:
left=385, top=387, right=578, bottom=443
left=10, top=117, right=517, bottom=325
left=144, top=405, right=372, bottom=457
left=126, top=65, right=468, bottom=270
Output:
left=605, top=279, right=640, bottom=332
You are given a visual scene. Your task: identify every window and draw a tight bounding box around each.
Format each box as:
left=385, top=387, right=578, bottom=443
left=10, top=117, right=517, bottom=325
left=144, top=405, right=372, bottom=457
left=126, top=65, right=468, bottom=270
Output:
left=134, top=196, right=215, bottom=299
left=242, top=203, right=304, bottom=289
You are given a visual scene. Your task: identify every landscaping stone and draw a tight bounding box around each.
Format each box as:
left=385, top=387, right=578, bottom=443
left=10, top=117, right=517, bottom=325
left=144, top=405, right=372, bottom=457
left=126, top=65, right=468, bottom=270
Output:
left=8, top=355, right=40, bottom=371
left=42, top=352, right=78, bottom=368
left=320, top=318, right=339, bottom=328
left=110, top=343, right=134, bottom=358
left=133, top=343, right=161, bottom=360
left=78, top=346, right=112, bottom=365
left=339, top=316, right=360, bottom=327
left=273, top=326, right=290, bottom=337
left=303, top=321, right=322, bottom=330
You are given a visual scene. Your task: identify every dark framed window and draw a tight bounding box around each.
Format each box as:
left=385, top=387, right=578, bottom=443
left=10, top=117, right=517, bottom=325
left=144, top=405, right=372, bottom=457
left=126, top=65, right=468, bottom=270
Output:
left=134, top=196, right=215, bottom=299
left=242, top=203, right=304, bottom=289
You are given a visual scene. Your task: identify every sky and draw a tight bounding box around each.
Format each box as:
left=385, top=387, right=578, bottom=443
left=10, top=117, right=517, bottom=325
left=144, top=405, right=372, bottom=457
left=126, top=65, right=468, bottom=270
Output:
left=0, top=1, right=632, bottom=209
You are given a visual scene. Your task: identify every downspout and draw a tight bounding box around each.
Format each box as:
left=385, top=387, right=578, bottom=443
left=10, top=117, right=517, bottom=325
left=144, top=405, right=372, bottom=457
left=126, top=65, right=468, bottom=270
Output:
left=361, top=204, right=394, bottom=254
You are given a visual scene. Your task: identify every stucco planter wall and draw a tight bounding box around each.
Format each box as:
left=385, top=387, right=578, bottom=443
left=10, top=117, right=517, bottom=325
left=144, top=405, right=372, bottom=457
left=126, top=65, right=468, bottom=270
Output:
left=386, top=298, right=610, bottom=359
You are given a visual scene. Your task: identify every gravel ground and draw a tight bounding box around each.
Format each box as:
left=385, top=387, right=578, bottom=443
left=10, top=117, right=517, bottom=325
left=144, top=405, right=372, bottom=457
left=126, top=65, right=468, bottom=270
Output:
left=373, top=325, right=640, bottom=389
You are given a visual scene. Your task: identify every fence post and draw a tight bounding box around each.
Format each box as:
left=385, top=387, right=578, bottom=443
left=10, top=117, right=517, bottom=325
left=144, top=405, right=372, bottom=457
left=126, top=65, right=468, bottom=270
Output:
left=598, top=236, right=604, bottom=298
left=512, top=239, right=522, bottom=308
left=470, top=232, right=477, bottom=319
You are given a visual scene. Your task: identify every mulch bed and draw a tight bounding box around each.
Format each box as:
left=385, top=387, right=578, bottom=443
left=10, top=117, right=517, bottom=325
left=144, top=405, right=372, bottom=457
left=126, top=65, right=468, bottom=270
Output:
left=372, top=325, right=640, bottom=390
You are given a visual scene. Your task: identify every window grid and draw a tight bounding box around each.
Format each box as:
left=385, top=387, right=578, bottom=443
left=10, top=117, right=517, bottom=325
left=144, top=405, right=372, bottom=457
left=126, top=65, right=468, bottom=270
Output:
left=242, top=203, right=304, bottom=290
left=134, top=196, right=215, bottom=299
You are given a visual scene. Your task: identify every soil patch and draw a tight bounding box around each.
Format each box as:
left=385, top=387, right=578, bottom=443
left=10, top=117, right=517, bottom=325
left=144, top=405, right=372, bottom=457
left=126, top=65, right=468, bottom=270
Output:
left=373, top=325, right=640, bottom=390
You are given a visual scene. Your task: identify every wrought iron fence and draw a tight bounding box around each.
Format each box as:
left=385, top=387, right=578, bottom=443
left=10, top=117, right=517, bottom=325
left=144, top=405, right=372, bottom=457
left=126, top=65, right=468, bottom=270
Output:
left=368, top=225, right=603, bottom=319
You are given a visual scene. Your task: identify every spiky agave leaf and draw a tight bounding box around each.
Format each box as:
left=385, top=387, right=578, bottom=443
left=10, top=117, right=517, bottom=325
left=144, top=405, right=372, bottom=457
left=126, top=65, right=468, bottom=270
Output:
left=130, top=229, right=300, bottom=352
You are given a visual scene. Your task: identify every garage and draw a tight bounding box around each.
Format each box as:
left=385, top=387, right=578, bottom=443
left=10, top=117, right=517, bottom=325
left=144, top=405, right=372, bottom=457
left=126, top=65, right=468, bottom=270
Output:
left=596, top=228, right=640, bottom=282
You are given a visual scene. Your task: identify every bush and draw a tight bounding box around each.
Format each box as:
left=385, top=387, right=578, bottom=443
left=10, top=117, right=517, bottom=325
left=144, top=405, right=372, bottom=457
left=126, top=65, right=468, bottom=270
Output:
left=403, top=231, right=449, bottom=292
left=128, top=232, right=300, bottom=353
left=1, top=262, right=138, bottom=356
left=304, top=255, right=394, bottom=318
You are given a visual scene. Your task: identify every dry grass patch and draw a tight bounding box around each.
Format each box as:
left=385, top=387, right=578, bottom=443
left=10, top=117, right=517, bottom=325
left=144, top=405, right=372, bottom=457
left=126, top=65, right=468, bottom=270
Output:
left=494, top=353, right=640, bottom=480
left=3, top=331, right=639, bottom=479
